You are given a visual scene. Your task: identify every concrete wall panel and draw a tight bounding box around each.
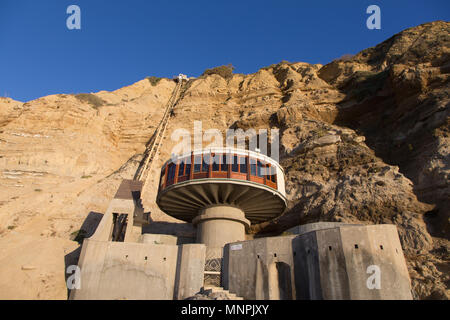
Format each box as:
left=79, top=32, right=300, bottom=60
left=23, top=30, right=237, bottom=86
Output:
left=315, top=227, right=351, bottom=299
left=292, top=232, right=322, bottom=300
left=342, top=225, right=412, bottom=300
left=339, top=226, right=378, bottom=299
left=71, top=240, right=179, bottom=300
left=288, top=222, right=359, bottom=236
left=223, top=236, right=297, bottom=300
left=141, top=234, right=179, bottom=245
left=224, top=224, right=412, bottom=300
left=174, top=244, right=206, bottom=300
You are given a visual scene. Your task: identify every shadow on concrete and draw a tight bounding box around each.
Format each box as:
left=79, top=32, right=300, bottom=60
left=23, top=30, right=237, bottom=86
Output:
left=173, top=246, right=184, bottom=300
left=276, top=262, right=293, bottom=300
left=64, top=211, right=104, bottom=299
left=142, top=221, right=196, bottom=241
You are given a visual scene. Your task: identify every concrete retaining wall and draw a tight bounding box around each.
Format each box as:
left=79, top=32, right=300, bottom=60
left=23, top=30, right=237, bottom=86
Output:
left=287, top=222, right=360, bottom=235
left=294, top=224, right=412, bottom=299
left=223, top=224, right=412, bottom=300
left=70, top=240, right=206, bottom=300
left=223, top=236, right=297, bottom=300
left=140, top=234, right=179, bottom=245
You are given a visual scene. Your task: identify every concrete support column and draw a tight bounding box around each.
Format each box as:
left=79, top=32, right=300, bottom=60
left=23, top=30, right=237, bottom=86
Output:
left=174, top=244, right=206, bottom=300
left=192, top=206, right=250, bottom=248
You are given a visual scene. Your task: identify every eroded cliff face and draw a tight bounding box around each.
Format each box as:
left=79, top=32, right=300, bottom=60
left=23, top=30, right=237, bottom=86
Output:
left=0, top=21, right=448, bottom=299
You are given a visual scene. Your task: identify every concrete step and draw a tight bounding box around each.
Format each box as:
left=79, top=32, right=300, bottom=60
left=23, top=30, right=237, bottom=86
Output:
left=202, top=286, right=244, bottom=300
left=202, top=286, right=224, bottom=294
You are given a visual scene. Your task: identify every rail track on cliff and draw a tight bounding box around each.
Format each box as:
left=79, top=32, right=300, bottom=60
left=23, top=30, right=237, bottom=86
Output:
left=134, top=79, right=184, bottom=185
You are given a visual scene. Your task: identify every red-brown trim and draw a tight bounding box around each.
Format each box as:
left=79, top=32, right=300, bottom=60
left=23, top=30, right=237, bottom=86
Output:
left=161, top=152, right=278, bottom=192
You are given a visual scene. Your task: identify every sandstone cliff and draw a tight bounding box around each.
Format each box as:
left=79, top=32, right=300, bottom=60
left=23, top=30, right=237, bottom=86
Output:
left=0, top=21, right=448, bottom=299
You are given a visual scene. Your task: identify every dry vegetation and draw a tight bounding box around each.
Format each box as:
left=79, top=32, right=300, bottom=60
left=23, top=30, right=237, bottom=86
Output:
left=146, top=76, right=163, bottom=86
left=74, top=93, right=106, bottom=109
left=201, top=64, right=235, bottom=79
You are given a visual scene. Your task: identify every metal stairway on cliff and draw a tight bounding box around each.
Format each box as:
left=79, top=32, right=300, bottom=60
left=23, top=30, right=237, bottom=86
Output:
left=134, top=75, right=186, bottom=186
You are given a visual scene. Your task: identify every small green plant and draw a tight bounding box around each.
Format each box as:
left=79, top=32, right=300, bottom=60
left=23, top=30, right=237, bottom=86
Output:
left=71, top=229, right=87, bottom=244
left=312, top=128, right=328, bottom=138
left=7, top=226, right=15, bottom=230
left=81, top=175, right=92, bottom=179
left=201, top=64, right=235, bottom=80
left=146, top=76, right=163, bottom=86
left=70, top=230, right=78, bottom=237
left=34, top=189, right=42, bottom=192
left=75, top=93, right=106, bottom=109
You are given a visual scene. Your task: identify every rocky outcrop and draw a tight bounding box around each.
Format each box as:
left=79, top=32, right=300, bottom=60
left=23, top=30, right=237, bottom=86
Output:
left=0, top=21, right=448, bottom=300
left=317, top=22, right=449, bottom=238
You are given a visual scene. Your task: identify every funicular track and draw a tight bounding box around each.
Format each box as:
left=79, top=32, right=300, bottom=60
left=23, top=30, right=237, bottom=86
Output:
left=134, top=78, right=185, bottom=185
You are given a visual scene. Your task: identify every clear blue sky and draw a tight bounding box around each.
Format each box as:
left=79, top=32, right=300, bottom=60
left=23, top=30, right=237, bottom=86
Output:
left=0, top=0, right=448, bottom=102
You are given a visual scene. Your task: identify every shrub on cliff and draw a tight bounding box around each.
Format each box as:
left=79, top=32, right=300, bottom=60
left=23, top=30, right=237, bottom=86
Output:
left=201, top=64, right=235, bottom=80
left=75, top=93, right=106, bottom=109
left=146, top=76, right=163, bottom=86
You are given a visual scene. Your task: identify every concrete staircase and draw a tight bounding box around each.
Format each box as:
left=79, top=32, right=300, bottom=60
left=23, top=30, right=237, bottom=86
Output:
left=201, top=286, right=244, bottom=300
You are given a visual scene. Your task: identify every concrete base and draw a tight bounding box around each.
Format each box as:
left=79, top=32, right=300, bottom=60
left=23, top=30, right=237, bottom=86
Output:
left=193, top=206, right=250, bottom=248
left=223, top=223, right=413, bottom=300
left=70, top=239, right=179, bottom=300
left=70, top=239, right=206, bottom=300
left=223, top=236, right=296, bottom=300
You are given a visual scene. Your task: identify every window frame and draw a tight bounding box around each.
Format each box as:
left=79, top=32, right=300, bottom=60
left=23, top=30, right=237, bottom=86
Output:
left=201, top=154, right=210, bottom=173
left=239, top=156, right=248, bottom=174
left=193, top=155, right=202, bottom=173
left=221, top=154, right=228, bottom=172
left=185, top=161, right=191, bottom=177
left=250, top=158, right=257, bottom=176
left=257, top=160, right=264, bottom=178
left=212, top=153, right=220, bottom=172
left=167, top=163, right=176, bottom=182
left=178, top=160, right=185, bottom=177
left=231, top=155, right=239, bottom=173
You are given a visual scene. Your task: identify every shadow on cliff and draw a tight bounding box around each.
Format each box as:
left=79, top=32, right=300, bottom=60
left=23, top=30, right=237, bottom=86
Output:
left=64, top=211, right=103, bottom=299
left=328, top=72, right=447, bottom=239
